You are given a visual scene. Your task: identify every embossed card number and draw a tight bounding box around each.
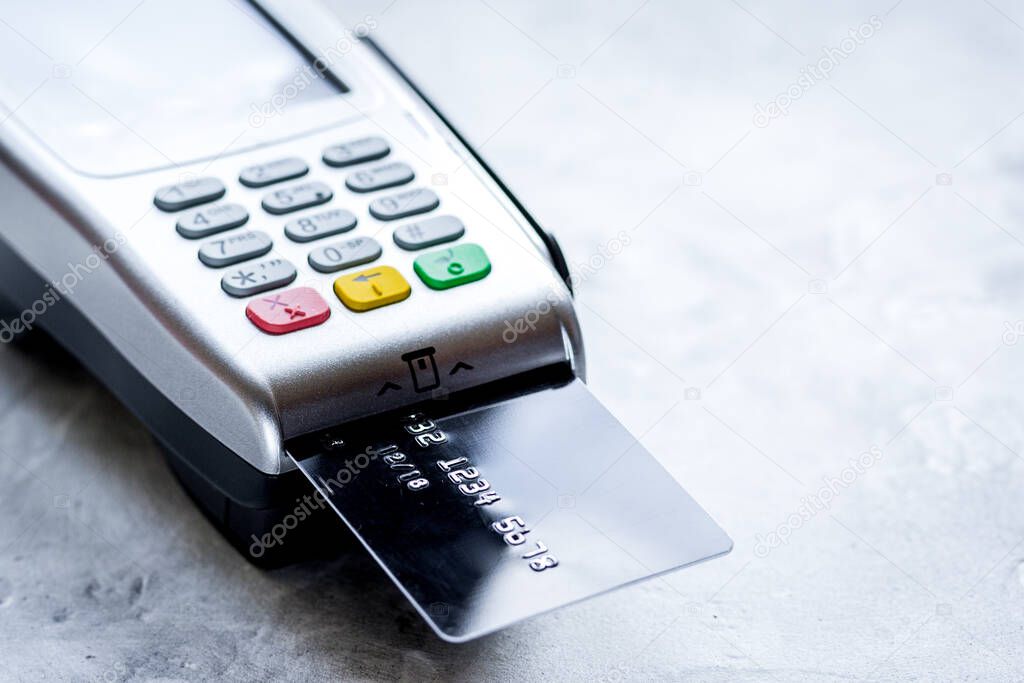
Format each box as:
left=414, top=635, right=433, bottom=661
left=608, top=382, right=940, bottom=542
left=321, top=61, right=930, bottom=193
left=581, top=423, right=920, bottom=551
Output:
left=491, top=515, right=558, bottom=572
left=285, top=379, right=732, bottom=642
left=402, top=413, right=448, bottom=448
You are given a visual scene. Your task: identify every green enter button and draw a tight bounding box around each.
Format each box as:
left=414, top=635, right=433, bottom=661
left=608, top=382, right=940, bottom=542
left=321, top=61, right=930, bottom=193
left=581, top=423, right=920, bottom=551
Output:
left=413, top=243, right=491, bottom=290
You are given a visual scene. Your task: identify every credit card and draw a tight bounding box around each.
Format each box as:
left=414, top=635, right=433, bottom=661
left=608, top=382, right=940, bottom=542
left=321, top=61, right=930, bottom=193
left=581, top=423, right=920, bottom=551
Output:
left=286, top=377, right=731, bottom=642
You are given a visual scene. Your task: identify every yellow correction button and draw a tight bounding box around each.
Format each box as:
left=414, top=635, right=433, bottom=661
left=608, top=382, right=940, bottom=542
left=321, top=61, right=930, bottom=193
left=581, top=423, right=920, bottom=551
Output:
left=333, top=265, right=411, bottom=312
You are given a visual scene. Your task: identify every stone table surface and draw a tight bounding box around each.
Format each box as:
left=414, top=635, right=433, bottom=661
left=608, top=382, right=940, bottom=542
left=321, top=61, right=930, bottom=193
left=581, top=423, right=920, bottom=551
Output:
left=2, top=0, right=1024, bottom=680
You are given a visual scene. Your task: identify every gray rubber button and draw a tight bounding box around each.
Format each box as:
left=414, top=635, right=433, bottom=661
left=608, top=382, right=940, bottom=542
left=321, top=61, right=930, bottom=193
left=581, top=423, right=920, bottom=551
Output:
left=322, top=137, right=390, bottom=168
left=198, top=231, right=273, bottom=267
left=154, top=177, right=225, bottom=211
left=308, top=237, right=383, bottom=273
left=284, top=208, right=358, bottom=243
left=220, top=258, right=297, bottom=297
left=175, top=203, right=249, bottom=239
left=345, top=162, right=414, bottom=193
left=369, top=188, right=440, bottom=221
left=262, top=181, right=333, bottom=215
left=239, top=157, right=309, bottom=188
left=393, top=215, right=465, bottom=251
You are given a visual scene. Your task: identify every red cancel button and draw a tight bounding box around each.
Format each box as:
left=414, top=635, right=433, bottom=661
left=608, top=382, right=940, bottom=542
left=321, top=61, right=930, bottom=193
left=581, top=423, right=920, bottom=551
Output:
left=245, top=286, right=331, bottom=334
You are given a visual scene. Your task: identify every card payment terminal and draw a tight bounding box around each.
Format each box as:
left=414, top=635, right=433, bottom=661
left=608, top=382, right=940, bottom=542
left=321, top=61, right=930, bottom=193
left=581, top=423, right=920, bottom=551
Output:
left=0, top=0, right=731, bottom=641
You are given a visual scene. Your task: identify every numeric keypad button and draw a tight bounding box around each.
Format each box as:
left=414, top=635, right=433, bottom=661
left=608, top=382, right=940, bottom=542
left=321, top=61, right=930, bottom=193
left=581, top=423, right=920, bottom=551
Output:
left=239, top=158, right=309, bottom=188
left=345, top=162, right=414, bottom=193
left=175, top=203, right=249, bottom=239
left=154, top=177, right=225, bottom=211
left=308, top=237, right=383, bottom=273
left=284, top=208, right=357, bottom=243
left=261, top=181, right=333, bottom=215
left=322, top=137, right=390, bottom=168
left=221, top=258, right=297, bottom=297
left=198, top=231, right=273, bottom=267
left=369, top=188, right=439, bottom=221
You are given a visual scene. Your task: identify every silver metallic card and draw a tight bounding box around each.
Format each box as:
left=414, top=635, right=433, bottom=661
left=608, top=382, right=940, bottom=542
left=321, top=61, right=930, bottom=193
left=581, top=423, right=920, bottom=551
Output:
left=286, top=378, right=732, bottom=642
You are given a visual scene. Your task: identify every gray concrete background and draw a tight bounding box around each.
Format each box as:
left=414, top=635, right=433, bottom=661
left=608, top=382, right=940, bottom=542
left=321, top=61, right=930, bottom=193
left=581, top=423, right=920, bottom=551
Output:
left=2, top=0, right=1024, bottom=680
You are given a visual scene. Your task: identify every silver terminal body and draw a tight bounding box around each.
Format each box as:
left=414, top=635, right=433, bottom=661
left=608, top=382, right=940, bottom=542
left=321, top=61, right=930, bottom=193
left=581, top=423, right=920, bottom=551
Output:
left=0, top=0, right=583, bottom=475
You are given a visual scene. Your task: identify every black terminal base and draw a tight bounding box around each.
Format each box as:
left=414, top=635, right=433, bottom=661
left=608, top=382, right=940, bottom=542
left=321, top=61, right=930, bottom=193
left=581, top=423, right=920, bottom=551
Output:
left=160, top=442, right=353, bottom=568
left=0, top=234, right=353, bottom=567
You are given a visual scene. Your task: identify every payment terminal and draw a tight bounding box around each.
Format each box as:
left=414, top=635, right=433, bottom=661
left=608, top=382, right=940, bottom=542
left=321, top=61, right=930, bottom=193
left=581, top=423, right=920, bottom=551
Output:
left=0, top=0, right=731, bottom=641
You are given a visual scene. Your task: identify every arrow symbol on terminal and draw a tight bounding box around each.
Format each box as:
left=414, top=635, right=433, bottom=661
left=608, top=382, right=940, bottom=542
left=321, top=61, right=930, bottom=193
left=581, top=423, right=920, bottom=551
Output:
left=376, top=381, right=402, bottom=396
left=449, top=361, right=474, bottom=375
left=354, top=272, right=382, bottom=282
